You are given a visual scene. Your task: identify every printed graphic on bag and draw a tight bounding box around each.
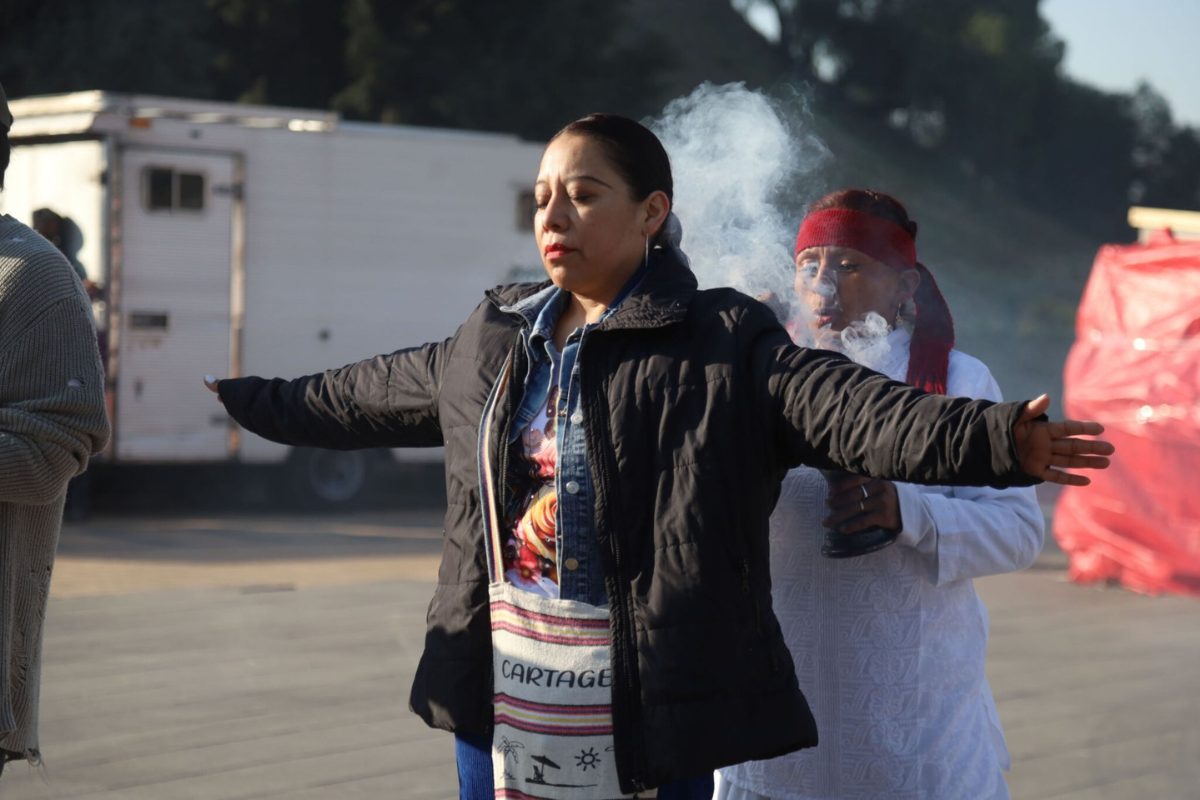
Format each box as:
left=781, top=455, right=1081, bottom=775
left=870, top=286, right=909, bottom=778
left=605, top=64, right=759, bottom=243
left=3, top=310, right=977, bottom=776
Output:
left=490, top=585, right=641, bottom=799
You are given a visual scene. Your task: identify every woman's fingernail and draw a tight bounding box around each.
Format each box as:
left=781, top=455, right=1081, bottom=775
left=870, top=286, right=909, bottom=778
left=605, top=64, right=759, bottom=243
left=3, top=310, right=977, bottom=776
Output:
left=205, top=375, right=217, bottom=384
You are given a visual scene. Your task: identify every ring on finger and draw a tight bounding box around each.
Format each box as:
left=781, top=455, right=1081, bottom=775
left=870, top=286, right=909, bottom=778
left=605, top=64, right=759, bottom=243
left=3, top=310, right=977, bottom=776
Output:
left=860, top=485, right=869, bottom=500
left=859, top=500, right=866, bottom=513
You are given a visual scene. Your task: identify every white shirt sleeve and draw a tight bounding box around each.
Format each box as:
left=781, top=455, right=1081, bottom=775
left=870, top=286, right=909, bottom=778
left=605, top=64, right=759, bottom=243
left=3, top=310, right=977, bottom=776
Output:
left=892, top=352, right=1045, bottom=586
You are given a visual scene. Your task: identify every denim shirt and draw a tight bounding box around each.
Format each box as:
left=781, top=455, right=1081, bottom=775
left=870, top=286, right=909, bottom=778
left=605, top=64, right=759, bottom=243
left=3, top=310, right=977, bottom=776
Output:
left=501, top=265, right=648, bottom=607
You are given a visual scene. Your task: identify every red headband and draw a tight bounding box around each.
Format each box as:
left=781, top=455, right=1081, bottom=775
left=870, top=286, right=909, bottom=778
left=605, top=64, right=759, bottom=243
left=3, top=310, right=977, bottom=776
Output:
left=794, top=208, right=917, bottom=268
left=794, top=207, right=955, bottom=395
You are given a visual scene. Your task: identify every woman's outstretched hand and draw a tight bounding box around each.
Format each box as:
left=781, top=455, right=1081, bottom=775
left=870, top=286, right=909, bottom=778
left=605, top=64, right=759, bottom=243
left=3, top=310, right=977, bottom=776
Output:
left=1014, top=395, right=1114, bottom=486
left=204, top=375, right=222, bottom=402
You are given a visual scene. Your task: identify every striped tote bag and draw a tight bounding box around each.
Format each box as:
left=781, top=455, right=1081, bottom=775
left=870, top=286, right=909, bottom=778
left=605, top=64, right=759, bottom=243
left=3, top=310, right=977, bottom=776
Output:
left=488, top=585, right=630, bottom=798
left=479, top=355, right=649, bottom=799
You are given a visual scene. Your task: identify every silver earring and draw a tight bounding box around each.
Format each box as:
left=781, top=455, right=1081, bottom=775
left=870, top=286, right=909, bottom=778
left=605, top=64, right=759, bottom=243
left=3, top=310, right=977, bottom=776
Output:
left=894, top=304, right=904, bottom=327
left=644, top=234, right=650, bottom=268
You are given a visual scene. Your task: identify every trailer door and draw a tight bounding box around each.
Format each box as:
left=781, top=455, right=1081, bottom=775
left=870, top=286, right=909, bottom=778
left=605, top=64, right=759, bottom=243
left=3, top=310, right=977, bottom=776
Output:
left=116, top=149, right=238, bottom=461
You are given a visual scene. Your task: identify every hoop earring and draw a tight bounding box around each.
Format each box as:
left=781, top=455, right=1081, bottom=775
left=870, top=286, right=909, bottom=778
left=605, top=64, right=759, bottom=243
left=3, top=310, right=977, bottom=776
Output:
left=644, top=234, right=650, bottom=269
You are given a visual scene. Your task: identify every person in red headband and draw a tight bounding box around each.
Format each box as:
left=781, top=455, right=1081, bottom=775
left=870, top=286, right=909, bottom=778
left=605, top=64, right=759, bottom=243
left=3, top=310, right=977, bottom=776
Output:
left=718, top=190, right=1042, bottom=800
left=792, top=189, right=954, bottom=393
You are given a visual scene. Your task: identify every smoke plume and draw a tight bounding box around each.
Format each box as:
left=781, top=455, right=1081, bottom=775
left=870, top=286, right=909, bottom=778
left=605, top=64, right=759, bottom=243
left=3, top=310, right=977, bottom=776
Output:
left=651, top=83, right=829, bottom=333
left=653, top=83, right=896, bottom=371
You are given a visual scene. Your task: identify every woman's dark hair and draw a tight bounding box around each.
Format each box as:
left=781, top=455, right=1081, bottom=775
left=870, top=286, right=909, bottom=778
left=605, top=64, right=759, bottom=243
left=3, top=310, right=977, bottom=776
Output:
left=0, top=129, right=9, bottom=191
left=807, top=189, right=918, bottom=239
left=553, top=114, right=673, bottom=205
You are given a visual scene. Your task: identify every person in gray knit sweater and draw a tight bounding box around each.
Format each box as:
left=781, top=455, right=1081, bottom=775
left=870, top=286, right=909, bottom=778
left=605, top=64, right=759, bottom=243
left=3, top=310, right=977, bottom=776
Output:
left=0, top=84, right=110, bottom=776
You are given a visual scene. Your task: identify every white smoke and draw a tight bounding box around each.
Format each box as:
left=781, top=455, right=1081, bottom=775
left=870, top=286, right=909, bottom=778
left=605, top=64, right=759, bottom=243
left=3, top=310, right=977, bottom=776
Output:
left=651, top=83, right=829, bottom=333
left=653, top=83, right=896, bottom=371
left=833, top=311, right=894, bottom=371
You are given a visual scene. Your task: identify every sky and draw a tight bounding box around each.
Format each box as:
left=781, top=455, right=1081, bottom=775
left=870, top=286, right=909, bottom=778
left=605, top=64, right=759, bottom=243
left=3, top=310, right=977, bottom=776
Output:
left=739, top=0, right=1200, bottom=129
left=1041, top=0, right=1200, bottom=128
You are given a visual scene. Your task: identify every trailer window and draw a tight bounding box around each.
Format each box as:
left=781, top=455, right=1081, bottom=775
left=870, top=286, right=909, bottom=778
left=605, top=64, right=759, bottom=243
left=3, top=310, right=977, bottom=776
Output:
left=147, top=168, right=174, bottom=211
left=516, top=190, right=536, bottom=231
left=179, top=173, right=205, bottom=210
left=143, top=167, right=206, bottom=213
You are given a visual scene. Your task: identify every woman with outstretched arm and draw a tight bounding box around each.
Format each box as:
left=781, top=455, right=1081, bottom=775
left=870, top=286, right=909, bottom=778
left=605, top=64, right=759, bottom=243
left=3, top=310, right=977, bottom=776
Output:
left=207, top=117, right=1110, bottom=800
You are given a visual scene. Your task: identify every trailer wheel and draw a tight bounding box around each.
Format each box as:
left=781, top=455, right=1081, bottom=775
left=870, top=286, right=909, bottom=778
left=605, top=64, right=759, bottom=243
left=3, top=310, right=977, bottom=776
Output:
left=286, top=448, right=374, bottom=506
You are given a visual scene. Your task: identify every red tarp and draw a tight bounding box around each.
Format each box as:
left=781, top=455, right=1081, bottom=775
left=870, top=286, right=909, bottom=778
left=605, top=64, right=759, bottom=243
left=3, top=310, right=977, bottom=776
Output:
left=1055, top=231, right=1200, bottom=596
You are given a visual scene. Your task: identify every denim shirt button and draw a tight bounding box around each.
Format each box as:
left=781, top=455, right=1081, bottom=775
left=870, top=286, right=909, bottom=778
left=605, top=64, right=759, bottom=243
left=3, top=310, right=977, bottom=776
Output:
left=565, top=480, right=581, bottom=495
left=564, top=557, right=580, bottom=571
left=570, top=411, right=584, bottom=425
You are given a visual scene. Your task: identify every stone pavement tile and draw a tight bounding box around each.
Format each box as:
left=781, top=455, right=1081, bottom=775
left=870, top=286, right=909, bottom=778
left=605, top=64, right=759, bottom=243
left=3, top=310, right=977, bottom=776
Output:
left=49, top=557, right=444, bottom=599
left=14, top=725, right=447, bottom=799
left=255, top=761, right=457, bottom=799
left=1008, top=725, right=1200, bottom=799
left=20, top=738, right=453, bottom=800
left=1046, top=769, right=1200, bottom=800
left=9, top=511, right=1200, bottom=799
left=2, top=580, right=458, bottom=800
left=36, top=603, right=427, bottom=721
left=52, top=511, right=445, bottom=598
left=993, top=665, right=1200, bottom=730
left=977, top=571, right=1200, bottom=799
left=36, top=696, right=401, bottom=773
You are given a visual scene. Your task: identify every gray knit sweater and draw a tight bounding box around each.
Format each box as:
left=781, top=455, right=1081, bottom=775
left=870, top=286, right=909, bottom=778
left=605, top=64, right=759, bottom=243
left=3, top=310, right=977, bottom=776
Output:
left=0, top=214, right=109, bottom=763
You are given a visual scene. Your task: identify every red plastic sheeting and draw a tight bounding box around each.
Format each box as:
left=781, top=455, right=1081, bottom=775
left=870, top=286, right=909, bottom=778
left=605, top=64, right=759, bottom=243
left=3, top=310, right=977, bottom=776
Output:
left=1055, top=231, right=1200, bottom=596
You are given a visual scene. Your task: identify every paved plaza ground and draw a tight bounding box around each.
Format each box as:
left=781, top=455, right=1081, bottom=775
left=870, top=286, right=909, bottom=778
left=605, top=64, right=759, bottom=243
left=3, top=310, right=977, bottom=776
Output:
left=2, top=501, right=1198, bottom=799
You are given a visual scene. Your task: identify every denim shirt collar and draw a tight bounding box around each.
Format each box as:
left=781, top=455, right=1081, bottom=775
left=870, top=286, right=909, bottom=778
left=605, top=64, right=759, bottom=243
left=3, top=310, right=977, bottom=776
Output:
left=499, top=283, right=557, bottom=329
left=499, top=258, right=652, bottom=353
left=530, top=289, right=567, bottom=348
left=487, top=247, right=696, bottom=336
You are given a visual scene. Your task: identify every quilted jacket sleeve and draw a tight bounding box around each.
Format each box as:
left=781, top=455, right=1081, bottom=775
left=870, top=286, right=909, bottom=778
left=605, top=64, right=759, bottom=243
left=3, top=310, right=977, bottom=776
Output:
left=747, top=305, right=1037, bottom=490
left=217, top=336, right=453, bottom=450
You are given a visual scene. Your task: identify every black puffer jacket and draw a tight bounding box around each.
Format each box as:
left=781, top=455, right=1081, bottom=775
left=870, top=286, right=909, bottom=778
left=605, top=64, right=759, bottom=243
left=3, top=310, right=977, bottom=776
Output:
left=218, top=250, right=1035, bottom=792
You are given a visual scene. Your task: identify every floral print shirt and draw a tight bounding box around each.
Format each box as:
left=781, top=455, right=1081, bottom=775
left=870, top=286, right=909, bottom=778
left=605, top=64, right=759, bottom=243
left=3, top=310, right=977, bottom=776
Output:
left=501, top=352, right=563, bottom=596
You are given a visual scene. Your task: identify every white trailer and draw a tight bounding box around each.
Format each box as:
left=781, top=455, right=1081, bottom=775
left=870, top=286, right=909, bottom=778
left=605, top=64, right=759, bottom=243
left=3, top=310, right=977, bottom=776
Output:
left=1, top=91, right=546, bottom=503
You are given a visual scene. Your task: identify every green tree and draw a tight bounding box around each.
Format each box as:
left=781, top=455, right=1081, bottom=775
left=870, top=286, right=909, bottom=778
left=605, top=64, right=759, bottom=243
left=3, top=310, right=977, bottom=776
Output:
left=732, top=0, right=1197, bottom=236
left=208, top=0, right=348, bottom=109
left=1128, top=83, right=1200, bottom=211
left=1021, top=79, right=1137, bottom=234
left=746, top=1, right=1062, bottom=157
left=333, top=0, right=672, bottom=138
left=0, top=0, right=217, bottom=99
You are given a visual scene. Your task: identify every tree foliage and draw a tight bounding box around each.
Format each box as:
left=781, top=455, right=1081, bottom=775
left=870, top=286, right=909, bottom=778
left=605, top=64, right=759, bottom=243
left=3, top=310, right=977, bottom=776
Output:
left=0, top=0, right=668, bottom=139
left=1128, top=83, right=1200, bottom=211
left=332, top=0, right=669, bottom=138
left=1, top=0, right=1196, bottom=235
left=746, top=0, right=1200, bottom=235
left=0, top=0, right=217, bottom=99
left=208, top=0, right=348, bottom=110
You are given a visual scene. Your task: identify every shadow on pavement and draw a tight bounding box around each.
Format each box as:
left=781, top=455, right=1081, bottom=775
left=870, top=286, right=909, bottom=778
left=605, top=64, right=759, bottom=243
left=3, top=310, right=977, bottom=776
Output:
left=58, top=510, right=446, bottom=564
left=82, top=459, right=447, bottom=515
